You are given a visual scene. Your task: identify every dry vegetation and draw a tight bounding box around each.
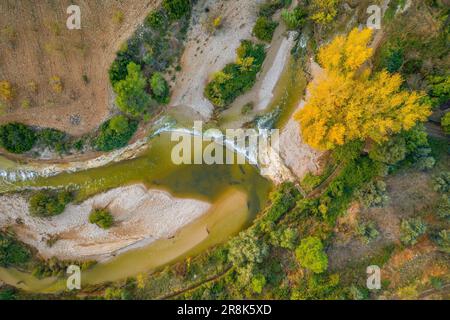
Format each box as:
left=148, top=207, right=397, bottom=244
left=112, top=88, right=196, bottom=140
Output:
left=0, top=0, right=161, bottom=136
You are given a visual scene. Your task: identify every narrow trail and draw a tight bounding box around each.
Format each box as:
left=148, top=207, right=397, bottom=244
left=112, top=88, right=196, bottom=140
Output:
left=156, top=266, right=233, bottom=300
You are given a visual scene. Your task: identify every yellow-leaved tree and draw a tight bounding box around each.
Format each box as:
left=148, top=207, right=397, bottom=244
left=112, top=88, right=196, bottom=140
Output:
left=295, top=28, right=431, bottom=151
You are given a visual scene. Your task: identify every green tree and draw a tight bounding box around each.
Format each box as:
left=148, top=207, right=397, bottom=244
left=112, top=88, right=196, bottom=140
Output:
left=437, top=195, right=450, bottom=220
left=114, top=62, right=152, bottom=117
left=295, top=236, right=328, bottom=274
left=150, top=72, right=170, bottom=104
left=251, top=274, right=267, bottom=294
left=89, top=208, right=114, bottom=229
left=400, top=218, right=427, bottom=246
left=442, top=112, right=450, bottom=135
left=253, top=16, right=278, bottom=42
left=162, top=0, right=191, bottom=21
left=369, top=136, right=407, bottom=165
left=95, top=115, right=138, bottom=152
left=0, top=123, right=36, bottom=154
left=29, top=190, right=73, bottom=217
left=281, top=7, right=308, bottom=30
left=0, top=232, right=31, bottom=268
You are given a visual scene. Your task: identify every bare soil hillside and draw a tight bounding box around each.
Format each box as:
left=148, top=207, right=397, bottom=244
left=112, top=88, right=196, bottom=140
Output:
left=0, top=0, right=160, bottom=136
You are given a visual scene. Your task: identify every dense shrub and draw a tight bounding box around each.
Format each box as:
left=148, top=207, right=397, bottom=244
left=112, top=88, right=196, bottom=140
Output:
left=108, top=51, right=134, bottom=86
left=381, top=47, right=404, bottom=73
left=355, top=221, right=379, bottom=244
left=95, top=115, right=138, bottom=152
left=37, top=128, right=71, bottom=154
left=436, top=195, right=450, bottom=220
left=356, top=180, right=389, bottom=208
left=253, top=16, right=278, bottom=42
left=259, top=0, right=291, bottom=17
left=369, top=125, right=435, bottom=170
left=427, top=75, right=449, bottom=108
left=0, top=123, right=36, bottom=153
left=433, top=171, right=450, bottom=193
left=32, top=257, right=96, bottom=279
left=0, top=232, right=31, bottom=267
left=89, top=208, right=114, bottom=229
left=162, top=0, right=191, bottom=21
left=281, top=7, right=308, bottom=30
left=291, top=274, right=341, bottom=300
left=228, top=228, right=269, bottom=285
left=295, top=236, right=328, bottom=274
left=263, top=182, right=300, bottom=225
left=29, top=190, right=73, bottom=217
left=400, top=218, right=427, bottom=246
left=442, top=112, right=450, bottom=135
left=114, top=62, right=152, bottom=117
left=309, top=0, right=340, bottom=24
left=204, top=41, right=266, bottom=108
left=369, top=136, right=407, bottom=165
left=433, top=229, right=449, bottom=254
left=150, top=73, right=170, bottom=104
left=145, top=10, right=167, bottom=30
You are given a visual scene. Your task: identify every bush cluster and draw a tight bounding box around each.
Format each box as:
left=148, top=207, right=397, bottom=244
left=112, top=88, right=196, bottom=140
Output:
left=205, top=41, right=266, bottom=108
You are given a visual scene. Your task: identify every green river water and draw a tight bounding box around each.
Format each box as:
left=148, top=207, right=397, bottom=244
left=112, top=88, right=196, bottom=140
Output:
left=0, top=53, right=307, bottom=293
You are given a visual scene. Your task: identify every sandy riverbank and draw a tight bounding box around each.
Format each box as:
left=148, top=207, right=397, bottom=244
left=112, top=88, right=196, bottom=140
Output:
left=0, top=184, right=211, bottom=261
left=169, top=0, right=263, bottom=119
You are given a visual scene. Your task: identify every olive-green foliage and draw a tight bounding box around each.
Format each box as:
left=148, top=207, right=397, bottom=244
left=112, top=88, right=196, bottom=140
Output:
left=95, top=115, right=138, bottom=152
left=427, top=75, right=449, bottom=108
left=400, top=218, right=427, bottom=246
left=433, top=229, right=449, bottom=254
left=269, top=227, right=298, bottom=250
left=369, top=125, right=435, bottom=170
left=204, top=40, right=266, bottom=108
left=281, top=7, right=308, bottom=30
left=356, top=180, right=389, bottom=208
left=259, top=0, right=292, bottom=17
left=0, top=232, right=31, bottom=268
left=38, top=128, right=71, bottom=154
left=331, top=140, right=364, bottom=164
left=109, top=50, right=135, bottom=86
left=145, top=9, right=167, bottom=30
left=442, top=111, right=450, bottom=135
left=295, top=236, right=328, bottom=274
left=162, top=0, right=191, bottom=21
left=369, top=136, right=407, bottom=165
left=251, top=274, right=267, bottom=294
left=296, top=157, right=383, bottom=221
left=150, top=72, right=170, bottom=104
left=355, top=221, right=380, bottom=244
left=114, top=62, right=152, bottom=117
left=382, top=48, right=404, bottom=73
left=263, top=182, right=300, bottom=226
left=433, top=171, right=450, bottom=193
left=89, top=208, right=114, bottom=229
left=0, top=288, right=16, bottom=300
left=29, top=190, right=73, bottom=217
left=436, top=195, right=450, bottom=219
left=291, top=274, right=341, bottom=299
left=0, top=122, right=36, bottom=153
left=228, top=228, right=269, bottom=285
left=253, top=16, right=278, bottom=42
left=32, top=257, right=96, bottom=279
